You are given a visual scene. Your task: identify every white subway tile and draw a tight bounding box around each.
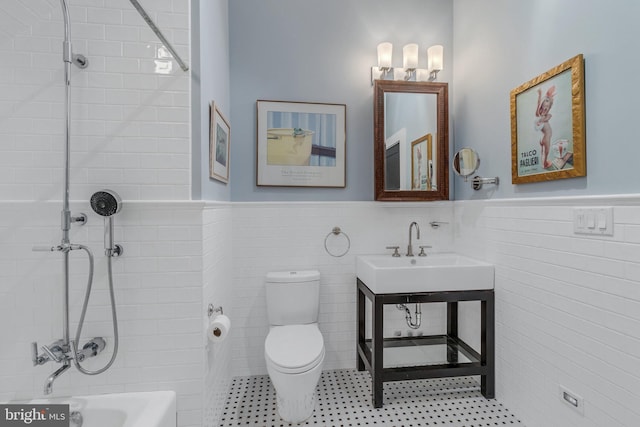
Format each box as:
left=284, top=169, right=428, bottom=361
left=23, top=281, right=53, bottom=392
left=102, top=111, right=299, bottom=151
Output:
left=123, top=74, right=158, bottom=90
left=106, top=89, right=141, bottom=105
left=124, top=138, right=159, bottom=153
left=123, top=42, right=157, bottom=59
left=89, top=104, right=123, bottom=121
left=14, top=36, right=51, bottom=53
left=87, top=38, right=122, bottom=57
left=104, top=57, right=141, bottom=73
left=157, top=12, right=189, bottom=29
left=87, top=7, right=122, bottom=25
left=72, top=23, right=106, bottom=40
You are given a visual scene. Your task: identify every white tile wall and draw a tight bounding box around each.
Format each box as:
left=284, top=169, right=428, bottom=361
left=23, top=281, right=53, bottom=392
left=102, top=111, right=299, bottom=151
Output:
left=202, top=203, right=233, bottom=427
left=4, top=193, right=640, bottom=427
left=454, top=196, right=640, bottom=427
left=230, top=201, right=455, bottom=377
left=0, top=0, right=191, bottom=202
left=0, top=201, right=207, bottom=427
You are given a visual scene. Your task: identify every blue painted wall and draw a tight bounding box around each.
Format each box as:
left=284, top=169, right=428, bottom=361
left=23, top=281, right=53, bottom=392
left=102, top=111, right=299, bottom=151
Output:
left=199, top=0, right=640, bottom=201
left=192, top=0, right=231, bottom=201
left=229, top=0, right=453, bottom=201
left=453, top=0, right=640, bottom=200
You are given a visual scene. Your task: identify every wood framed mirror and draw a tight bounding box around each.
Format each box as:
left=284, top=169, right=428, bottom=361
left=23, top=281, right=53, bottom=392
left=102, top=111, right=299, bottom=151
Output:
left=374, top=80, right=449, bottom=201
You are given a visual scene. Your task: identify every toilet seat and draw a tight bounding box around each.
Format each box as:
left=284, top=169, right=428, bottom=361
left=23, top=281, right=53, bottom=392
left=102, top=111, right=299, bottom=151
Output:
left=265, top=324, right=325, bottom=374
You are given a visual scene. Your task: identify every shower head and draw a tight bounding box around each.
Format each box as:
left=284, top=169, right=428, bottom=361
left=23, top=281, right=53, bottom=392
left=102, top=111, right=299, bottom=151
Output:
left=91, top=190, right=123, bottom=257
left=90, top=190, right=122, bottom=217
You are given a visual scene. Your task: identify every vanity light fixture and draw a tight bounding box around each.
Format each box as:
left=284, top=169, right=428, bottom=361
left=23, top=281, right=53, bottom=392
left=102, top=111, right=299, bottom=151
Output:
left=371, top=43, right=444, bottom=85
left=371, top=42, right=394, bottom=82
left=402, top=43, right=418, bottom=80
left=427, top=45, right=443, bottom=81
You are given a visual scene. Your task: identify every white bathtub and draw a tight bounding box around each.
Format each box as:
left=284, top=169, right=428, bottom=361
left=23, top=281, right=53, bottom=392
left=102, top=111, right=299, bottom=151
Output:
left=24, top=391, right=176, bottom=427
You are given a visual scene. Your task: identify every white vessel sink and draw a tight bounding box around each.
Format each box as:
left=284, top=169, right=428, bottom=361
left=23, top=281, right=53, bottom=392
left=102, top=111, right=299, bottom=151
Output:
left=356, top=253, right=494, bottom=294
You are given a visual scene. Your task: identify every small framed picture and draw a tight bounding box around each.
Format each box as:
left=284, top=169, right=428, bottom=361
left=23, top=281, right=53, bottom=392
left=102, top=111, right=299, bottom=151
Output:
left=256, top=100, right=346, bottom=187
left=510, top=54, right=586, bottom=184
left=411, top=133, right=433, bottom=190
left=210, top=102, right=230, bottom=183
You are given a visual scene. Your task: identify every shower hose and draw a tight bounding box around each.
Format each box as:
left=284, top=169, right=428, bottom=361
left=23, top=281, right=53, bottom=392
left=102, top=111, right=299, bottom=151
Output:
left=73, top=245, right=119, bottom=375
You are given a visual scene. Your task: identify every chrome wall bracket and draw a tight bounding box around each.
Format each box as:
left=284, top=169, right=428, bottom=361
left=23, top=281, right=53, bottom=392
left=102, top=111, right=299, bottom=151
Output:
left=472, top=176, right=500, bottom=191
left=73, top=54, right=89, bottom=69
left=71, top=213, right=87, bottom=225
left=208, top=304, right=223, bottom=318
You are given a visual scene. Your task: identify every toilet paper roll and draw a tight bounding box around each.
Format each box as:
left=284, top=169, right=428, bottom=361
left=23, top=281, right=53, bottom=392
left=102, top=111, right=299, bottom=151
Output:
left=207, top=314, right=231, bottom=342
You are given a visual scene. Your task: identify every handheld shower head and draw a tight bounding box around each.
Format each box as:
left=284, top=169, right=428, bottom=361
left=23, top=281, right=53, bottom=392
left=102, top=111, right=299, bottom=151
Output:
left=90, top=190, right=123, bottom=257
left=90, top=190, right=122, bottom=217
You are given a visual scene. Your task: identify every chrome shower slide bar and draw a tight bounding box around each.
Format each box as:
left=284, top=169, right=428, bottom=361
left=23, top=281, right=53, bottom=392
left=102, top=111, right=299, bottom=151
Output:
left=129, top=0, right=189, bottom=72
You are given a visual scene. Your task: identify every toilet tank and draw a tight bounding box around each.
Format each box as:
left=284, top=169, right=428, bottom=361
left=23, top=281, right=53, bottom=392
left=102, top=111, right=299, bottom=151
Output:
left=265, top=270, right=320, bottom=325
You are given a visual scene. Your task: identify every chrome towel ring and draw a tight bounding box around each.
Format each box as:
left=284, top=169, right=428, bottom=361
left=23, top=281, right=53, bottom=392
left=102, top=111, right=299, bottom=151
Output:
left=324, top=226, right=351, bottom=257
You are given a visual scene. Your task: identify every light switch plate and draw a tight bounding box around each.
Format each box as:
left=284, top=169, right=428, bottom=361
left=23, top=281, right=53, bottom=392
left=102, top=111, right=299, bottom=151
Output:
left=573, top=207, right=613, bottom=236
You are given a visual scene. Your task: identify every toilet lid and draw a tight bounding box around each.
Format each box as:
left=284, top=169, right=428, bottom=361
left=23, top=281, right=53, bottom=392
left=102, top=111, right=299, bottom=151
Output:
left=265, top=324, right=324, bottom=372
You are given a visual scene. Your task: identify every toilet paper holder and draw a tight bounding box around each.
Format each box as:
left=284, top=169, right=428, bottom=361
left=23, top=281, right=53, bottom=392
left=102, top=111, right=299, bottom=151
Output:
left=207, top=304, right=223, bottom=318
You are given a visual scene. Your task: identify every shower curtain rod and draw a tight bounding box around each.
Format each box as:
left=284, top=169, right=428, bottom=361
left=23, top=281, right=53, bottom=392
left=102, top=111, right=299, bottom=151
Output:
left=129, top=0, right=189, bottom=72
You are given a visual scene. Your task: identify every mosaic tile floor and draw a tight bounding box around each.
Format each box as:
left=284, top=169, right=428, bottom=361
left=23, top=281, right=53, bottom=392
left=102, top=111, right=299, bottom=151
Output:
left=220, top=369, right=522, bottom=426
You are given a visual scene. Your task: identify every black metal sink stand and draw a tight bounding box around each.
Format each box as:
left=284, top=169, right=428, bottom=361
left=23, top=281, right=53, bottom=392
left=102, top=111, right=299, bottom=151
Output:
left=356, top=278, right=495, bottom=408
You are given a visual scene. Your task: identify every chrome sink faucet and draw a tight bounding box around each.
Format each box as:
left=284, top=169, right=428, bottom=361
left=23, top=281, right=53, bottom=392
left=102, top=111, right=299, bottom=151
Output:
left=407, top=221, right=420, bottom=256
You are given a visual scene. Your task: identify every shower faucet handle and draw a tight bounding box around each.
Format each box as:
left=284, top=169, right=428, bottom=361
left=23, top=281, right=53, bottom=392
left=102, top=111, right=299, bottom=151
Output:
left=33, top=245, right=70, bottom=252
left=40, top=344, right=63, bottom=363
left=31, top=342, right=45, bottom=366
left=32, top=245, right=56, bottom=252
left=31, top=342, right=56, bottom=366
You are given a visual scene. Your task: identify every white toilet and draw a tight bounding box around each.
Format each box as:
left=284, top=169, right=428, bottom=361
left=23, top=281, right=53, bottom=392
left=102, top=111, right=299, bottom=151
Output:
left=264, top=270, right=325, bottom=424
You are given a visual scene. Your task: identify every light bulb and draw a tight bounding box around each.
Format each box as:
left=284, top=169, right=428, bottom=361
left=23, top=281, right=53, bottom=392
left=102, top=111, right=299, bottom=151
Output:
left=428, top=45, right=444, bottom=71
left=403, top=43, right=419, bottom=69
left=377, top=42, right=393, bottom=69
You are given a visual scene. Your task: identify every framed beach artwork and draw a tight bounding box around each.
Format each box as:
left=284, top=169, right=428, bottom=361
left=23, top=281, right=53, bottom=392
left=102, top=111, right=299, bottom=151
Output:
left=510, top=54, right=586, bottom=184
left=256, top=100, right=346, bottom=187
left=210, top=102, right=230, bottom=183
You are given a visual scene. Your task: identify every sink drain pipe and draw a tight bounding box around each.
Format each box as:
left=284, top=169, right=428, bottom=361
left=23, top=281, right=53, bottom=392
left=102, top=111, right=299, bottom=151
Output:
left=396, top=304, right=421, bottom=329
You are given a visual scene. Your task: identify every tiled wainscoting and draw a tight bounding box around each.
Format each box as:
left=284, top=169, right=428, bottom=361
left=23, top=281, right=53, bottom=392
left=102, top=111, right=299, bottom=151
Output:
left=0, top=201, right=233, bottom=427
left=230, top=202, right=455, bottom=377
left=4, top=196, right=640, bottom=427
left=203, top=204, right=234, bottom=426
left=455, top=196, right=640, bottom=427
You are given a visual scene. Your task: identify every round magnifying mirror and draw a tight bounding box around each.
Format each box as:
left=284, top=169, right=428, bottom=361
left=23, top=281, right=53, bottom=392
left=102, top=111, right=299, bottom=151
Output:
left=452, top=148, right=480, bottom=180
